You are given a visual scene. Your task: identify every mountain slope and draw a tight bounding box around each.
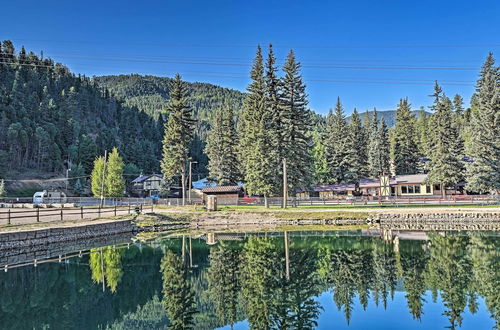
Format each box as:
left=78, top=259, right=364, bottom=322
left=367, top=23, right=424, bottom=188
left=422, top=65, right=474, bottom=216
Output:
left=94, top=74, right=246, bottom=122
left=0, top=41, right=163, bottom=180
left=347, top=109, right=431, bottom=127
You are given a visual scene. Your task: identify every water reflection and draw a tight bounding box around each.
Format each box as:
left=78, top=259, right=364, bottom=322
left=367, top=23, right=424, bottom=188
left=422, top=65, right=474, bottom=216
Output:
left=0, top=231, right=498, bottom=329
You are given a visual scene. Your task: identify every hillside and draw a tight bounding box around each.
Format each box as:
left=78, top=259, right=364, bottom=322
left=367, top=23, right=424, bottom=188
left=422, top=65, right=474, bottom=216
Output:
left=347, top=109, right=431, bottom=127
left=0, top=41, right=163, bottom=182
left=94, top=74, right=246, bottom=122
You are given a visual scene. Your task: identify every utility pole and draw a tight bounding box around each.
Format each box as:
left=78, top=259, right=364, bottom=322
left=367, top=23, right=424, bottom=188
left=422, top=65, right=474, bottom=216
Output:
left=284, top=231, right=290, bottom=281
left=65, top=168, right=71, bottom=193
left=189, top=161, right=198, bottom=203
left=100, top=150, right=107, bottom=207
left=283, top=158, right=288, bottom=209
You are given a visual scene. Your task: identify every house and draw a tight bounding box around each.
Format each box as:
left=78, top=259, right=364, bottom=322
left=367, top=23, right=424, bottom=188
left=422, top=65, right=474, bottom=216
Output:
left=131, top=174, right=163, bottom=197
left=297, top=174, right=465, bottom=198
left=201, top=186, right=243, bottom=205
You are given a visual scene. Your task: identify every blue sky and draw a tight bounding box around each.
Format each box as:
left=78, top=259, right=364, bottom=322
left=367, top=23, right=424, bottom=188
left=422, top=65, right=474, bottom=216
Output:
left=2, top=0, right=499, bottom=114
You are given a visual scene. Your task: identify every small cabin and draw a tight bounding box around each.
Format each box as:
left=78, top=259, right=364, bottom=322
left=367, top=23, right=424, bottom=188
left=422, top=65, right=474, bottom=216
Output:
left=201, top=186, right=243, bottom=205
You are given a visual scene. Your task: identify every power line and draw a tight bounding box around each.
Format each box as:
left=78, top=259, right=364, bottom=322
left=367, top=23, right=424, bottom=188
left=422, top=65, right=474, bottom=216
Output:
left=10, top=38, right=500, bottom=49
left=0, top=60, right=475, bottom=86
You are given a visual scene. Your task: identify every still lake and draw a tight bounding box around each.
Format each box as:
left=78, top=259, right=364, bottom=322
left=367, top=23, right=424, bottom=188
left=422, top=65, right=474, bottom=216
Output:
left=0, top=230, right=498, bottom=329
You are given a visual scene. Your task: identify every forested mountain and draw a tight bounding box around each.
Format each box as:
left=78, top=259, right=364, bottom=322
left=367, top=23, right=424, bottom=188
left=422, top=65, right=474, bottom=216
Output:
left=95, top=75, right=246, bottom=120
left=94, top=75, right=247, bottom=177
left=0, top=41, right=163, bottom=178
left=347, top=109, right=431, bottom=127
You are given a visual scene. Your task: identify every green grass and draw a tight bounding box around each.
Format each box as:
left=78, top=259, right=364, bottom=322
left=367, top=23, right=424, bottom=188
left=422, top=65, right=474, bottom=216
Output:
left=217, top=203, right=499, bottom=211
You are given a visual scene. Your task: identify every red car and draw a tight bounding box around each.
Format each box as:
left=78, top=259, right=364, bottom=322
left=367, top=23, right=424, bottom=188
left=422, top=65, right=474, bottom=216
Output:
left=241, top=195, right=259, bottom=204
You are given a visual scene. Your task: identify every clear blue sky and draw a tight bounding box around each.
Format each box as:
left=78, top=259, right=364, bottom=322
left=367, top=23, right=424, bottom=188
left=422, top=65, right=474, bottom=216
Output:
left=2, top=0, right=499, bottom=114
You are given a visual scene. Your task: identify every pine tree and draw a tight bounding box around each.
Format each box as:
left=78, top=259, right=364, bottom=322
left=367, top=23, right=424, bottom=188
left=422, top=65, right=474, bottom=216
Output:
left=161, top=74, right=195, bottom=204
left=391, top=98, right=419, bottom=175
left=346, top=109, right=367, bottom=183
left=264, top=44, right=282, bottom=190
left=415, top=108, right=431, bottom=161
left=279, top=50, right=313, bottom=195
left=91, top=156, right=106, bottom=198
left=325, top=97, right=351, bottom=183
left=239, top=46, right=276, bottom=206
left=378, top=117, right=391, bottom=175
left=425, top=83, right=464, bottom=195
left=367, top=109, right=380, bottom=176
left=465, top=53, right=500, bottom=193
left=205, top=103, right=240, bottom=185
left=161, top=250, right=197, bottom=329
left=105, top=147, right=125, bottom=197
left=311, top=133, right=330, bottom=184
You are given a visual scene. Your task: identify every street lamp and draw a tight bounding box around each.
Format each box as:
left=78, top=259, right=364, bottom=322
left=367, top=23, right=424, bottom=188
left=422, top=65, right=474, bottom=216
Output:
left=188, top=161, right=198, bottom=203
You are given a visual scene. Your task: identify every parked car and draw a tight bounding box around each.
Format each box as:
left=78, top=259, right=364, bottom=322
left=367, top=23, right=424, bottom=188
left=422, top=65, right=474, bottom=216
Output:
left=241, top=195, right=259, bottom=204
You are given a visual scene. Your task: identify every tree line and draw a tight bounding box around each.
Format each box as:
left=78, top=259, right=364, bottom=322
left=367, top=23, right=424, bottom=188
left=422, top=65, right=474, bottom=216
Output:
left=195, top=47, right=499, bottom=198
left=1, top=40, right=497, bottom=197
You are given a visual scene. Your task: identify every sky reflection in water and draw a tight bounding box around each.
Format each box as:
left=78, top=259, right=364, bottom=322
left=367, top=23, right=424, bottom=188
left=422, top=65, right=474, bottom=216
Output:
left=0, top=230, right=498, bottom=329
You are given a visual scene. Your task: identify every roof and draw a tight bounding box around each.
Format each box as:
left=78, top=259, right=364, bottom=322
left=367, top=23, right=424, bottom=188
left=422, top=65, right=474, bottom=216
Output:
left=131, top=174, right=163, bottom=183
left=192, top=178, right=216, bottom=190
left=312, top=184, right=356, bottom=192
left=395, top=174, right=428, bottom=184
left=202, top=185, right=242, bottom=193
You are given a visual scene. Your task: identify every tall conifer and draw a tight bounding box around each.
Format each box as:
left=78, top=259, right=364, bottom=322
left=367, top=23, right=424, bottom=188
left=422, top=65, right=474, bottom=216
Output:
left=239, top=46, right=275, bottom=206
left=465, top=53, right=500, bottom=193
left=325, top=98, right=351, bottom=183
left=161, top=74, right=195, bottom=204
left=279, top=50, right=313, bottom=195
left=391, top=98, right=419, bottom=175
left=205, top=103, right=240, bottom=185
left=425, top=83, right=464, bottom=195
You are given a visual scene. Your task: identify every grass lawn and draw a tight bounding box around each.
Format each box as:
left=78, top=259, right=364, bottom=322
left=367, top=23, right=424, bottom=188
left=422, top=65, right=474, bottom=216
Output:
left=215, top=203, right=499, bottom=211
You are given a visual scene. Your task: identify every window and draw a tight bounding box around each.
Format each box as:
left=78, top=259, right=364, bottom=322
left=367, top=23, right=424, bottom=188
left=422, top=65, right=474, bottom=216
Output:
left=425, top=185, right=431, bottom=194
left=401, top=185, right=422, bottom=194
left=391, top=187, right=396, bottom=195
left=434, top=184, right=440, bottom=191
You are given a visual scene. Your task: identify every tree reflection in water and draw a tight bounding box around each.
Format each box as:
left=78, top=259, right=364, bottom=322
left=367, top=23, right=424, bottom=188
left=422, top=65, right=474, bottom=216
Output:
left=0, top=231, right=498, bottom=329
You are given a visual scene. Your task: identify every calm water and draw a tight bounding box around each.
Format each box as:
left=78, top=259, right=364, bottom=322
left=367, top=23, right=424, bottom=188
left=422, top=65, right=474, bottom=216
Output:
left=0, top=230, right=498, bottom=329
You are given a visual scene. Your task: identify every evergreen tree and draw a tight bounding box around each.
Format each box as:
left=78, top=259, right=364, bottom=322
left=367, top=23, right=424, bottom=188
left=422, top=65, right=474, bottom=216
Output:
left=325, top=98, right=351, bottom=183
left=207, top=243, right=241, bottom=327
left=161, top=74, right=195, bottom=204
left=160, top=250, right=197, bottom=330
left=346, top=109, right=367, bottom=183
left=90, top=156, right=106, bottom=198
left=378, top=118, right=391, bottom=175
left=391, top=98, right=419, bottom=175
left=279, top=50, right=313, bottom=195
left=205, top=103, right=240, bottom=185
left=311, top=133, right=330, bottom=184
left=238, top=46, right=276, bottom=206
left=415, top=108, right=431, bottom=161
left=105, top=147, right=125, bottom=197
left=265, top=44, right=283, bottom=188
left=425, top=83, right=464, bottom=195
left=465, top=53, right=500, bottom=193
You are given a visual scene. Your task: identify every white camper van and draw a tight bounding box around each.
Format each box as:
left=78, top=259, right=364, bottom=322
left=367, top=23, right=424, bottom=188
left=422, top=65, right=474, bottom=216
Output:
left=33, top=191, right=67, bottom=205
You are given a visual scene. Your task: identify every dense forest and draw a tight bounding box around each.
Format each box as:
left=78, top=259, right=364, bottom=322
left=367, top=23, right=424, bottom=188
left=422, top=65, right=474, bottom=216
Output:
left=0, top=40, right=163, bottom=180
left=1, top=40, right=498, bottom=197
